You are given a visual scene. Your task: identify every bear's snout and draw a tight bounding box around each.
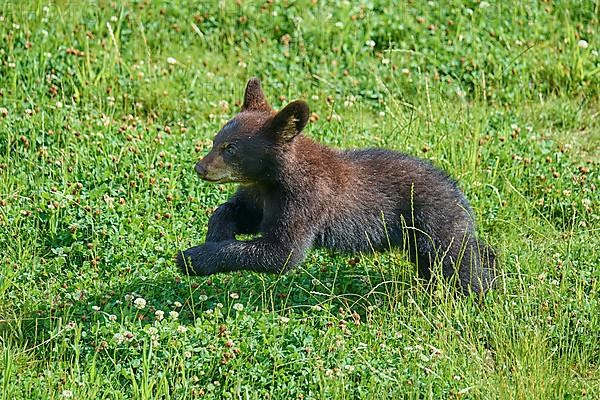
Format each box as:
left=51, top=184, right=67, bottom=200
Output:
left=195, top=162, right=207, bottom=178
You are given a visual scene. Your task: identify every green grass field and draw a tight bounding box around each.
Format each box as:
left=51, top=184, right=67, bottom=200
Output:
left=0, top=1, right=598, bottom=398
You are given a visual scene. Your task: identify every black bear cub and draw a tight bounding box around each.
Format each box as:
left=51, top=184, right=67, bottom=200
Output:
left=177, top=78, right=496, bottom=295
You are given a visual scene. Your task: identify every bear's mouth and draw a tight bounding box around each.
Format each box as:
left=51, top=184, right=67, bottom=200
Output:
left=200, top=175, right=230, bottom=183
left=200, top=174, right=246, bottom=184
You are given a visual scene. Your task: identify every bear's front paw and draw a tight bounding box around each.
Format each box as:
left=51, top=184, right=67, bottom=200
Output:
left=175, top=250, right=195, bottom=275
left=175, top=242, right=221, bottom=276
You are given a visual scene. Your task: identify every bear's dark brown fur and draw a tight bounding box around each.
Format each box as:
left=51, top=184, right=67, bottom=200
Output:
left=177, top=78, right=496, bottom=295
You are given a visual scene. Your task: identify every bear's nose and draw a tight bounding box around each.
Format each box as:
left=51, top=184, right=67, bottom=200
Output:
left=195, top=162, right=207, bottom=177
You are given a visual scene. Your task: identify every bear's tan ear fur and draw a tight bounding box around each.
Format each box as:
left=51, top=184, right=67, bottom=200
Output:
left=242, top=77, right=270, bottom=111
left=269, top=100, right=310, bottom=142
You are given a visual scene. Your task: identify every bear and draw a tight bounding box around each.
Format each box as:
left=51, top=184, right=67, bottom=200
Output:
left=177, top=78, right=496, bottom=295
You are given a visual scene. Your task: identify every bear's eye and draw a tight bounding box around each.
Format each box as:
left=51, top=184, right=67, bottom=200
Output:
left=223, top=144, right=237, bottom=156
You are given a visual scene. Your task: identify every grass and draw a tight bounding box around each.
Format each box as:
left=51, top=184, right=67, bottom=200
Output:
left=0, top=0, right=598, bottom=398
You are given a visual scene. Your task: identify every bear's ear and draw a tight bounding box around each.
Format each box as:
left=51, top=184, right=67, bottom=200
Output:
left=268, top=100, right=310, bottom=142
left=242, top=77, right=270, bottom=111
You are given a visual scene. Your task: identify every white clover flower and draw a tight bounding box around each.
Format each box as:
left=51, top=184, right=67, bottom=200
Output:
left=113, top=333, right=124, bottom=344
left=108, top=314, right=117, bottom=321
left=92, top=305, right=100, bottom=311
left=177, top=325, right=187, bottom=334
left=479, top=1, right=490, bottom=8
left=62, top=390, right=73, bottom=398
left=365, top=39, right=376, bottom=48
left=147, top=327, right=158, bottom=335
left=167, top=57, right=177, bottom=65
left=169, top=311, right=179, bottom=320
left=205, top=309, right=214, bottom=315
left=381, top=58, right=390, bottom=65
left=578, top=40, right=589, bottom=49
left=199, top=295, right=208, bottom=302
left=216, top=303, right=223, bottom=309
left=124, top=294, right=133, bottom=302
left=174, top=301, right=182, bottom=308
left=184, top=351, right=192, bottom=358
left=582, top=198, right=591, bottom=207
left=279, top=316, right=290, bottom=324
left=155, top=310, right=164, bottom=321
left=124, top=331, right=135, bottom=342
left=65, top=322, right=76, bottom=330
left=233, top=303, right=244, bottom=312
left=229, top=292, right=239, bottom=300
left=134, top=297, right=146, bottom=309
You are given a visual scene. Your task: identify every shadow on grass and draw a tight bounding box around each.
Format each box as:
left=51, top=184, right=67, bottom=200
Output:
left=3, top=249, right=429, bottom=350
